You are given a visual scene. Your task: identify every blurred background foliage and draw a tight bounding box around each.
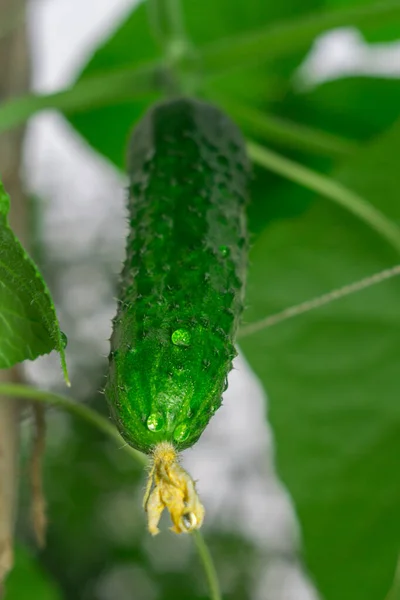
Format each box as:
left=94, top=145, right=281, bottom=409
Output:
left=1, top=0, right=400, bottom=599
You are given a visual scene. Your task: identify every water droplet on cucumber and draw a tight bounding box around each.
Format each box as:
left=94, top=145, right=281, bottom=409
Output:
left=171, top=329, right=191, bottom=347
left=219, top=245, right=230, bottom=258
left=147, top=413, right=164, bottom=432
left=173, top=424, right=189, bottom=442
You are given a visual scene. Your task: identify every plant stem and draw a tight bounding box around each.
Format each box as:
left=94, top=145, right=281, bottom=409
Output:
left=147, top=0, right=189, bottom=62
left=147, top=0, right=198, bottom=95
left=164, top=0, right=188, bottom=51
left=192, top=530, right=222, bottom=600
left=0, top=383, right=221, bottom=599
left=238, top=263, right=400, bottom=339
left=247, top=140, right=400, bottom=254
left=0, top=62, right=160, bottom=135
left=0, top=383, right=147, bottom=466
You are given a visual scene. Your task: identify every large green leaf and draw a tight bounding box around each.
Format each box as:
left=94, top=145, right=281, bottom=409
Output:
left=5, top=545, right=63, bottom=600
left=240, top=120, right=400, bottom=600
left=68, top=0, right=324, bottom=168
left=0, top=181, right=68, bottom=382
left=64, top=0, right=397, bottom=197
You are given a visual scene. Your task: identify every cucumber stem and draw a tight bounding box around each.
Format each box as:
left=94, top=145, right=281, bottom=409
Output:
left=147, top=0, right=200, bottom=96
left=147, top=0, right=190, bottom=64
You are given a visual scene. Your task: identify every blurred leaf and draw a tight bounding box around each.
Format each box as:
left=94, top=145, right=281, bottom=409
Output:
left=183, top=0, right=324, bottom=45
left=240, top=120, right=400, bottom=600
left=277, top=77, right=400, bottom=145
left=325, top=0, right=400, bottom=41
left=364, top=22, right=400, bottom=42
left=200, top=2, right=400, bottom=73
left=5, top=545, right=62, bottom=600
left=68, top=0, right=325, bottom=167
left=247, top=162, right=322, bottom=236
left=0, top=181, right=68, bottom=382
left=66, top=0, right=399, bottom=172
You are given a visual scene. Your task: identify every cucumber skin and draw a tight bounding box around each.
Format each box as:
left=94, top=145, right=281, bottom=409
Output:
left=106, top=98, right=250, bottom=454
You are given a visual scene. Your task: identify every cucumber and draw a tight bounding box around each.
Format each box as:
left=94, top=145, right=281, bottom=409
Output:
left=105, top=97, right=249, bottom=534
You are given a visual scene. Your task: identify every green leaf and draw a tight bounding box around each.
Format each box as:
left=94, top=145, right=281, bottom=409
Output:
left=247, top=139, right=400, bottom=253
left=5, top=545, right=63, bottom=600
left=0, top=181, right=69, bottom=383
left=200, top=2, right=400, bottom=73
left=277, top=77, right=400, bottom=146
left=183, top=0, right=325, bottom=46
left=324, top=0, right=400, bottom=41
left=240, top=120, right=400, bottom=600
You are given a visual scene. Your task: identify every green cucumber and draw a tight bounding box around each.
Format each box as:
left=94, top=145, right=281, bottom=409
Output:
left=105, top=97, right=249, bottom=533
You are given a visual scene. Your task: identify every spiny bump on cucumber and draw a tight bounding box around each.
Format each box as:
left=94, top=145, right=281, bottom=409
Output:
left=105, top=97, right=250, bottom=534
